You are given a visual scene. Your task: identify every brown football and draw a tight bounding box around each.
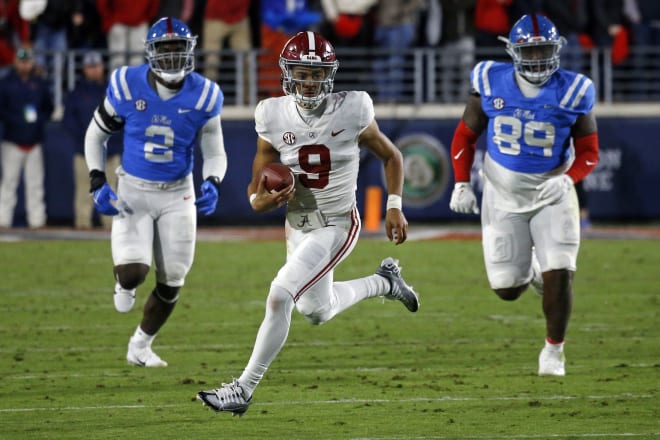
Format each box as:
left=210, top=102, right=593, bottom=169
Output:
left=258, top=163, right=294, bottom=192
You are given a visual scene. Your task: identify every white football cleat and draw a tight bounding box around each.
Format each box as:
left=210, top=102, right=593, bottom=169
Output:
left=197, top=379, right=252, bottom=416
left=530, top=252, right=544, bottom=297
left=114, top=282, right=136, bottom=313
left=126, top=339, right=168, bottom=367
left=538, top=344, right=566, bottom=376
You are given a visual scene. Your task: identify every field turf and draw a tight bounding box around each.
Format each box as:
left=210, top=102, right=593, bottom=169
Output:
left=0, top=235, right=658, bottom=439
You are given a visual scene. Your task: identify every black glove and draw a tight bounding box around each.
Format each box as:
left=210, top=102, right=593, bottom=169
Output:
left=89, top=169, right=107, bottom=193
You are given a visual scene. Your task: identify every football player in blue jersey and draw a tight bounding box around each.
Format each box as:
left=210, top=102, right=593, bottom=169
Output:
left=84, top=17, right=228, bottom=367
left=449, top=14, right=600, bottom=376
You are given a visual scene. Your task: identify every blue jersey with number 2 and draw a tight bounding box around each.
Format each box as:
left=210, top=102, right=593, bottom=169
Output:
left=470, top=61, right=594, bottom=173
left=107, top=64, right=223, bottom=181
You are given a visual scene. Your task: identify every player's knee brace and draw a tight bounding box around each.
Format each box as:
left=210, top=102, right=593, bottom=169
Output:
left=115, top=263, right=149, bottom=290
left=152, top=283, right=180, bottom=305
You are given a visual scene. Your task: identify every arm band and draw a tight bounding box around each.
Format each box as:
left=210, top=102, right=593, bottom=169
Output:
left=566, top=133, right=599, bottom=183
left=96, top=99, right=124, bottom=132
left=451, top=119, right=479, bottom=182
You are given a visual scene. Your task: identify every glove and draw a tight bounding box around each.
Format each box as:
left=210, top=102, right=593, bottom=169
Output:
left=92, top=183, right=119, bottom=216
left=450, top=182, right=480, bottom=214
left=536, top=174, right=573, bottom=204
left=195, top=177, right=220, bottom=216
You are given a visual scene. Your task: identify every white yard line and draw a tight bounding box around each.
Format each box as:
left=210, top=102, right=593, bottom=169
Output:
left=0, top=392, right=655, bottom=413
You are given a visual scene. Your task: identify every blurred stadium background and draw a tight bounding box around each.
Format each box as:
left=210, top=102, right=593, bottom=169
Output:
left=4, top=43, right=660, bottom=228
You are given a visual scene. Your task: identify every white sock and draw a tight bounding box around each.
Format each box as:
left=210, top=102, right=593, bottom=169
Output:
left=131, top=325, right=155, bottom=347
left=329, top=274, right=389, bottom=314
left=239, top=286, right=294, bottom=397
left=545, top=338, right=564, bottom=352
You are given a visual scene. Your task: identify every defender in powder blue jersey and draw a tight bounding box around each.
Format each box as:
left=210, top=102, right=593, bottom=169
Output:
left=84, top=17, right=228, bottom=367
left=449, top=14, right=600, bottom=377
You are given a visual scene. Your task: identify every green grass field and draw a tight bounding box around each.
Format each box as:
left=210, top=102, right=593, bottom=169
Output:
left=0, top=235, right=658, bottom=439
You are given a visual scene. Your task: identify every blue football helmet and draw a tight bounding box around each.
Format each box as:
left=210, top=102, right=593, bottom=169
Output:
left=504, top=14, right=565, bottom=85
left=145, top=17, right=197, bottom=83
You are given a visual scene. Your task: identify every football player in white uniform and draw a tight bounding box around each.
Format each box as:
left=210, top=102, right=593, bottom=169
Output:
left=197, top=31, right=419, bottom=416
left=85, top=18, right=228, bottom=367
left=449, top=14, right=599, bottom=376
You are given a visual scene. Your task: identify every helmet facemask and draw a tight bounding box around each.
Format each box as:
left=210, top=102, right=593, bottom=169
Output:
left=146, top=37, right=196, bottom=83
left=280, top=59, right=337, bottom=110
left=506, top=39, right=563, bottom=85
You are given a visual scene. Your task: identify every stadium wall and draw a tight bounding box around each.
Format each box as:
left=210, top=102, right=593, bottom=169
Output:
left=3, top=104, right=660, bottom=227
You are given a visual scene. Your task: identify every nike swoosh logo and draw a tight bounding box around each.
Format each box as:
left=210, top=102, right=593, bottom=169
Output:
left=183, top=195, right=192, bottom=200
left=178, top=109, right=192, bottom=114
left=585, top=160, right=596, bottom=166
left=331, top=129, right=346, bottom=137
left=454, top=148, right=465, bottom=160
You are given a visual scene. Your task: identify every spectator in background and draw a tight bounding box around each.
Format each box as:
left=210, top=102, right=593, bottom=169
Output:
left=0, top=48, right=53, bottom=228
left=31, top=1, right=82, bottom=76
left=156, top=0, right=193, bottom=22
left=628, top=0, right=660, bottom=46
left=319, top=0, right=377, bottom=47
left=583, top=0, right=625, bottom=100
left=202, top=0, right=252, bottom=102
left=69, top=0, right=108, bottom=50
left=585, top=0, right=625, bottom=48
left=473, top=0, right=513, bottom=61
left=438, top=0, right=476, bottom=103
left=372, top=0, right=425, bottom=102
left=0, top=0, right=31, bottom=78
left=259, top=0, right=321, bottom=98
left=625, top=0, right=660, bottom=100
left=96, top=0, right=160, bottom=71
left=541, top=1, right=587, bottom=73
left=63, top=51, right=120, bottom=229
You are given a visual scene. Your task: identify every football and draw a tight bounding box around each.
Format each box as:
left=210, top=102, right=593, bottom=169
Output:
left=258, top=162, right=294, bottom=193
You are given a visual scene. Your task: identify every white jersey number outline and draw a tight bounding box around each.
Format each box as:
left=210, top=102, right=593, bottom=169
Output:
left=492, top=115, right=556, bottom=157
left=144, top=125, right=175, bottom=163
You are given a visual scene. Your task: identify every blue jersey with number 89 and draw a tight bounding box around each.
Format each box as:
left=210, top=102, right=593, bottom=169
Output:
left=471, top=61, right=594, bottom=174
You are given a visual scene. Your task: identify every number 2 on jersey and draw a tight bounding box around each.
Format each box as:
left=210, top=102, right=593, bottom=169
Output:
left=144, top=125, right=174, bottom=163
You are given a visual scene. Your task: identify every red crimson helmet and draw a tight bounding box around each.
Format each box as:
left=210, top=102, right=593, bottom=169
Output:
left=279, top=31, right=338, bottom=109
